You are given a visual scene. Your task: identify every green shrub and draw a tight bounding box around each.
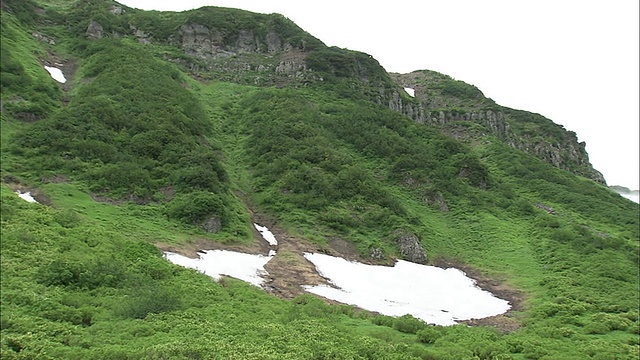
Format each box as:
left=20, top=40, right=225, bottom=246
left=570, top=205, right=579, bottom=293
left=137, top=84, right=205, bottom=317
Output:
left=117, top=285, right=182, bottom=319
left=417, top=327, right=444, bottom=344
left=165, top=191, right=226, bottom=226
left=392, top=314, right=427, bottom=334
left=38, top=258, right=129, bottom=290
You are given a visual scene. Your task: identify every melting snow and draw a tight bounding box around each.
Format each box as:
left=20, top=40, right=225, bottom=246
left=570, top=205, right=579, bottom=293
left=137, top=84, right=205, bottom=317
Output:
left=254, top=223, right=278, bottom=246
left=164, top=225, right=510, bottom=325
left=164, top=250, right=273, bottom=286
left=404, top=87, right=415, bottom=97
left=302, top=253, right=510, bottom=326
left=15, top=191, right=38, bottom=203
left=44, top=66, right=66, bottom=83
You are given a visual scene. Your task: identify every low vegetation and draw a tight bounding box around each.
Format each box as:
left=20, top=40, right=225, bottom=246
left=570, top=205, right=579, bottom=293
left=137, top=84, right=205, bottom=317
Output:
left=1, top=1, right=638, bottom=359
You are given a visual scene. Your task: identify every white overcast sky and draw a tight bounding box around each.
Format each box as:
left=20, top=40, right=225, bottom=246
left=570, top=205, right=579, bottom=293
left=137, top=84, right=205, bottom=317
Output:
left=118, top=0, right=639, bottom=189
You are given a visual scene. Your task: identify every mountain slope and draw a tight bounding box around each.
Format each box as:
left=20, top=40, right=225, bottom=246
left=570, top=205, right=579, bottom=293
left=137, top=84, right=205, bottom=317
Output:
left=1, top=1, right=638, bottom=359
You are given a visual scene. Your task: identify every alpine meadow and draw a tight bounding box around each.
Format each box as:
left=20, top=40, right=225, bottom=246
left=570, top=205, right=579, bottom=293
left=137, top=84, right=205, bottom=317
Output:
left=0, top=1, right=638, bottom=359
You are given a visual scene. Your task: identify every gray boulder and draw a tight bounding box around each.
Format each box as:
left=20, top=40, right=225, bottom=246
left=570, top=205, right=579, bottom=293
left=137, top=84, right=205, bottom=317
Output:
left=394, top=230, right=427, bottom=264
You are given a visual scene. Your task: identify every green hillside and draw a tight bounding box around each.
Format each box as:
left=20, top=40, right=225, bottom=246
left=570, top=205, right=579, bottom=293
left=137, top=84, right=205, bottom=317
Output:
left=1, top=1, right=638, bottom=359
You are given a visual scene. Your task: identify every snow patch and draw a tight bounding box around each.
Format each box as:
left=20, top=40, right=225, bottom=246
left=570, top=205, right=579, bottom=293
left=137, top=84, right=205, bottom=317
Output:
left=404, top=87, right=415, bottom=97
left=44, top=66, right=66, bottom=83
left=302, top=253, right=510, bottom=326
left=254, top=223, right=278, bottom=246
left=15, top=191, right=38, bottom=203
left=164, top=250, right=273, bottom=287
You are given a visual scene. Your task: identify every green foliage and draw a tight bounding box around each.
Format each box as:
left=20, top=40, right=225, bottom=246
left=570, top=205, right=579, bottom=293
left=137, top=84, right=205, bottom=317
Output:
left=392, top=314, right=428, bottom=334
left=1, top=186, right=435, bottom=359
left=116, top=284, right=183, bottom=319
left=8, top=37, right=239, bottom=228
left=165, top=191, right=226, bottom=225
left=1, top=2, right=638, bottom=359
left=0, top=12, right=62, bottom=120
left=439, top=78, right=484, bottom=100
left=3, top=0, right=39, bottom=24
left=416, top=326, right=444, bottom=344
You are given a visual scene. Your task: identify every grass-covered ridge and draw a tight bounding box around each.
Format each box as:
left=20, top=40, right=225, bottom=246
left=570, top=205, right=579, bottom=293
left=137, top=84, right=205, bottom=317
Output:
left=1, top=1, right=639, bottom=359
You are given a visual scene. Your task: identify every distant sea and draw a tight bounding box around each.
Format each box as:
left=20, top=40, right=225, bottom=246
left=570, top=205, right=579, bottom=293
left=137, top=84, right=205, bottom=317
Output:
left=619, top=192, right=640, bottom=204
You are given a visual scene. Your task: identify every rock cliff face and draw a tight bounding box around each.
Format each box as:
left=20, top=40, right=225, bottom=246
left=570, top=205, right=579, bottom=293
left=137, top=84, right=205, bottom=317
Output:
left=388, top=71, right=606, bottom=184
left=82, top=6, right=322, bottom=85
left=179, top=25, right=283, bottom=58
left=170, top=20, right=317, bottom=85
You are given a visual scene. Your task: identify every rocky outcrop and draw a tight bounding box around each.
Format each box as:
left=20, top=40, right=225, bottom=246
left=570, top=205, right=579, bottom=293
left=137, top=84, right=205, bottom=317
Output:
left=386, top=72, right=606, bottom=184
left=201, top=216, right=222, bottom=233
left=385, top=89, right=426, bottom=123
left=130, top=26, right=152, bottom=45
left=369, top=247, right=385, bottom=260
left=179, top=25, right=289, bottom=59
left=180, top=24, right=230, bottom=58
left=420, top=190, right=449, bottom=212
left=510, top=134, right=606, bottom=184
left=32, top=31, right=55, bottom=45
left=174, top=23, right=316, bottom=85
left=109, top=5, right=124, bottom=15
left=86, top=21, right=104, bottom=39
left=275, top=51, right=308, bottom=79
left=394, top=230, right=427, bottom=264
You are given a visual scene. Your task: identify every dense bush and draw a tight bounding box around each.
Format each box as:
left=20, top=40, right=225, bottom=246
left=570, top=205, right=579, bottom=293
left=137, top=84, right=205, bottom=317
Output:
left=392, top=314, right=428, bottom=334
left=165, top=191, right=226, bottom=226
left=13, top=38, right=236, bottom=226
left=417, top=327, right=444, bottom=344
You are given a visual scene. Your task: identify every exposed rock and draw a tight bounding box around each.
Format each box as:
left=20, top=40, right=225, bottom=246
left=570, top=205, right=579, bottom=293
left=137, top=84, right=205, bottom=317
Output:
left=110, top=5, right=123, bottom=15
left=265, top=31, right=282, bottom=52
left=40, top=174, right=69, bottom=184
left=180, top=24, right=227, bottom=58
left=234, top=30, right=258, bottom=53
left=394, top=230, right=427, bottom=264
left=369, top=247, right=385, bottom=260
left=130, top=26, right=152, bottom=44
left=32, top=32, right=55, bottom=45
left=387, top=71, right=606, bottom=185
left=422, top=191, right=449, bottom=212
left=86, top=21, right=104, bottom=40
left=201, top=216, right=222, bottom=233
left=535, top=204, right=557, bottom=215
left=275, top=51, right=308, bottom=78
left=14, top=112, right=43, bottom=122
left=179, top=24, right=284, bottom=60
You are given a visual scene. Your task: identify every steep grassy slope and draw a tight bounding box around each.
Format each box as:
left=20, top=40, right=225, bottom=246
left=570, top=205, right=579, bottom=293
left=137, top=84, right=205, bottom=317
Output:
left=1, top=1, right=638, bottom=359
